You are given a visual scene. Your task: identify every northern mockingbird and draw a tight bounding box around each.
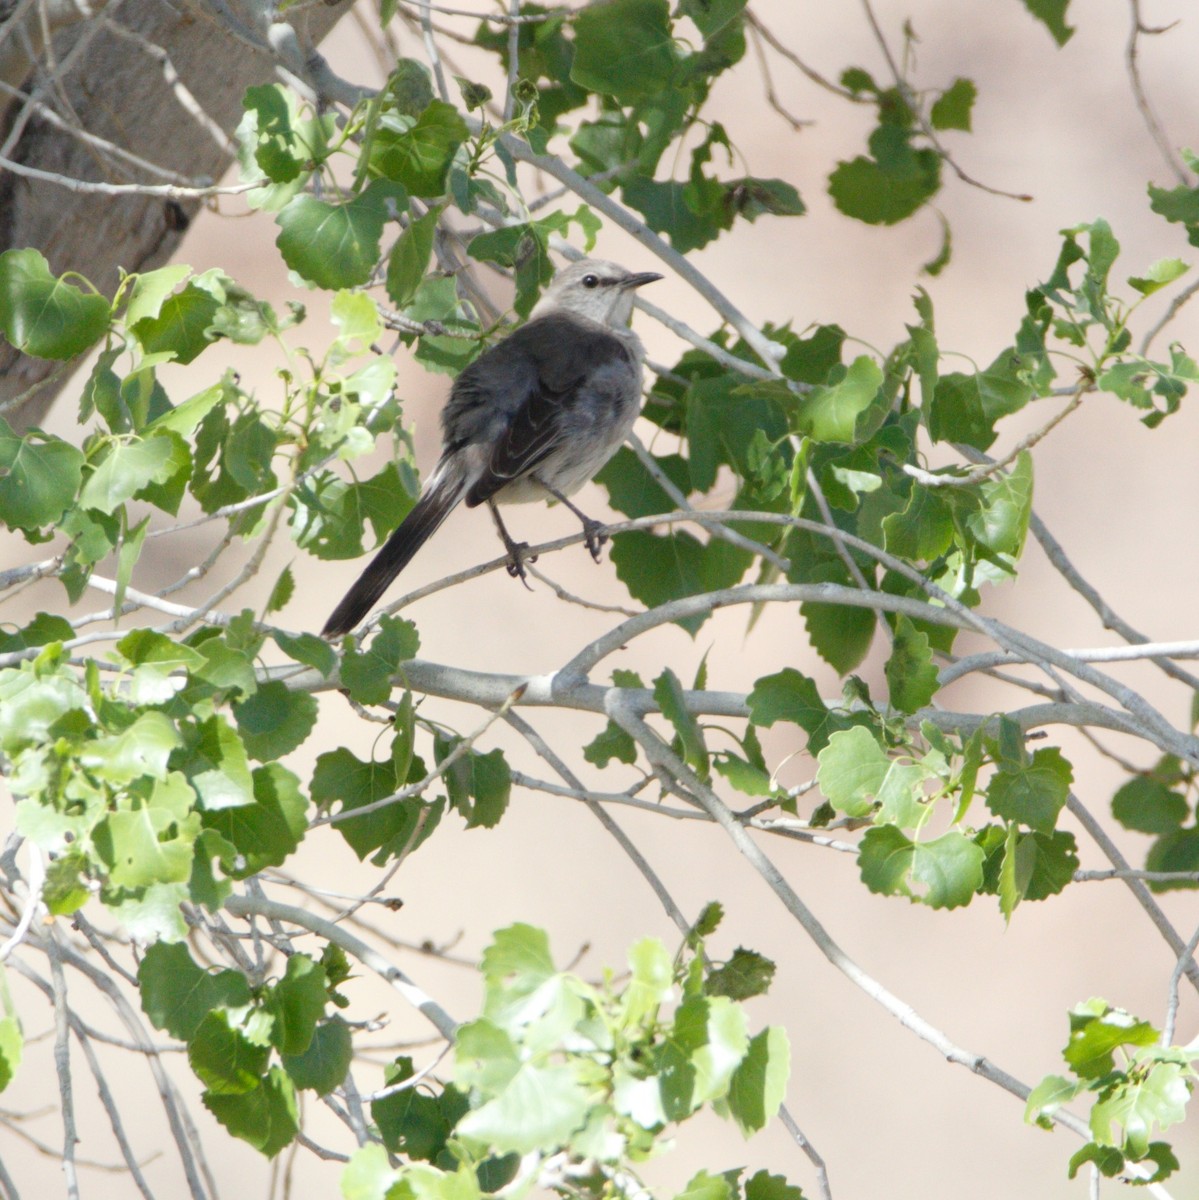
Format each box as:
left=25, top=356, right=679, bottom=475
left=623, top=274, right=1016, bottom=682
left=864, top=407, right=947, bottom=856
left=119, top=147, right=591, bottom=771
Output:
left=321, top=258, right=661, bottom=638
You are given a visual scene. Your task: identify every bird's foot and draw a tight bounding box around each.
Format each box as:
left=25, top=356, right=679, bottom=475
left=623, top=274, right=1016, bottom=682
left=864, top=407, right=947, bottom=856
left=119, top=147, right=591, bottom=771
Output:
left=581, top=518, right=608, bottom=563
left=505, top=541, right=537, bottom=589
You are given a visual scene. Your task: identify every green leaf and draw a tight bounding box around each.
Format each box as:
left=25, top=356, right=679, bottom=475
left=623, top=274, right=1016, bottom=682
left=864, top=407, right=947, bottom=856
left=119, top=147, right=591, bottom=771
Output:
left=623, top=936, right=674, bottom=1025
left=468, top=223, right=557, bottom=318
left=882, top=486, right=954, bottom=561
left=1149, top=180, right=1199, bottom=247
left=1112, top=777, right=1189, bottom=834
left=340, top=615, right=420, bottom=705
left=1145, top=828, right=1199, bottom=890
left=622, top=177, right=728, bottom=254
left=828, top=129, right=941, bottom=226
left=481, top=923, right=556, bottom=994
left=0, top=612, right=74, bottom=655
left=386, top=208, right=439, bottom=306
left=816, top=726, right=929, bottom=825
left=1067, top=1143, right=1126, bottom=1180
left=189, top=1009, right=271, bottom=1095
left=726, top=177, right=805, bottom=222
left=311, top=741, right=442, bottom=864
left=179, top=715, right=255, bottom=811
left=0, top=420, right=85, bottom=535
left=727, top=1025, right=790, bottom=1135
left=744, top=1170, right=806, bottom=1200
left=276, top=180, right=398, bottom=289
left=1063, top=999, right=1158, bottom=1079
left=264, top=566, right=295, bottom=616
left=79, top=435, right=178, bottom=515
left=798, top=567, right=877, bottom=675
left=858, top=826, right=985, bottom=909
left=794, top=356, right=882, bottom=442
left=232, top=680, right=318, bottom=760
left=372, top=1056, right=466, bottom=1160
left=596, top=446, right=690, bottom=518
left=270, top=953, right=327, bottom=1057
left=571, top=0, right=678, bottom=104
left=131, top=282, right=220, bottom=364
left=713, top=752, right=774, bottom=797
left=1025, top=1073, right=1082, bottom=1128
left=654, top=667, right=708, bottom=777
left=87, top=711, right=179, bottom=786
left=583, top=720, right=638, bottom=767
left=147, top=381, right=226, bottom=440
left=239, top=83, right=331, bottom=188
left=657, top=995, right=747, bottom=1119
left=370, top=101, right=467, bottom=197
left=1091, top=1061, right=1190, bottom=1158
left=929, top=77, right=976, bottom=131
left=996, top=822, right=1024, bottom=921
left=927, top=356, right=1033, bottom=449
left=1021, top=0, right=1074, bottom=46
left=0, top=249, right=109, bottom=359
left=983, top=827, right=1078, bottom=911
left=672, top=1171, right=733, bottom=1200
left=93, top=778, right=199, bottom=888
left=985, top=746, right=1073, bottom=833
left=967, top=451, right=1033, bottom=557
left=610, top=529, right=750, bottom=636
left=748, top=668, right=858, bottom=755
left=436, top=737, right=512, bottom=830
left=706, top=948, right=776, bottom=1000
left=456, top=1062, right=591, bottom=1153
left=201, top=763, right=308, bottom=878
left=273, top=630, right=338, bottom=678
left=203, top=1065, right=299, bottom=1158
left=0, top=1013, right=22, bottom=1093
left=138, top=942, right=251, bottom=1040
left=686, top=374, right=791, bottom=491
left=884, top=615, right=939, bottom=713
left=1128, top=257, right=1190, bottom=296
left=125, top=264, right=193, bottom=325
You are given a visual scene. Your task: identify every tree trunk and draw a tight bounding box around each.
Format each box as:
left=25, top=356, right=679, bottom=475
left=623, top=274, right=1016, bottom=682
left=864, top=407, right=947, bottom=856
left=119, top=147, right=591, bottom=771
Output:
left=0, top=0, right=350, bottom=428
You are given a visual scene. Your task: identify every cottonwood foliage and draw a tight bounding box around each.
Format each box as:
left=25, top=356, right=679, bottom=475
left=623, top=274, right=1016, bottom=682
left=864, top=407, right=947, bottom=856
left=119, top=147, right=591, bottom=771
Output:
left=1, top=0, right=1198, bottom=1196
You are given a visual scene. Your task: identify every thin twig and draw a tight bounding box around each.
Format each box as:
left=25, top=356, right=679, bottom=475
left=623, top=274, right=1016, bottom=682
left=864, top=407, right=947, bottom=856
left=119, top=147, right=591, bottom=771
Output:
left=858, top=0, right=1032, bottom=202
left=903, top=386, right=1086, bottom=488
left=223, top=894, right=459, bottom=1040
left=1162, top=921, right=1199, bottom=1046
left=312, top=684, right=525, bottom=827
left=1125, top=0, right=1188, bottom=184
left=0, top=154, right=253, bottom=198
left=0, top=843, right=43, bottom=964
left=505, top=710, right=691, bottom=935
left=47, top=943, right=80, bottom=1200
left=1066, top=793, right=1199, bottom=995
left=1140, top=276, right=1199, bottom=355
left=745, top=17, right=811, bottom=130
left=779, top=1105, right=832, bottom=1200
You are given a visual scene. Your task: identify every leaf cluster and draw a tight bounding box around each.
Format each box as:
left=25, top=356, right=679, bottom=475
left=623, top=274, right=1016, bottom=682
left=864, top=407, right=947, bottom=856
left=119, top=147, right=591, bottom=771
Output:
left=353, top=918, right=796, bottom=1200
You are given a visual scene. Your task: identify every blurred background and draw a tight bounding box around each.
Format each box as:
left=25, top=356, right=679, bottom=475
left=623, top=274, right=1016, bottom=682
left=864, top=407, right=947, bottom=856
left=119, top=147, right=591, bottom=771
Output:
left=4, top=1, right=1199, bottom=1197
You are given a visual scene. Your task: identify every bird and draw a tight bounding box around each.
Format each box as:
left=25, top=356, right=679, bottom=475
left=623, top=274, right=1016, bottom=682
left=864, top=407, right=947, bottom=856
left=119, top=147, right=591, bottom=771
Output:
left=321, top=258, right=662, bottom=638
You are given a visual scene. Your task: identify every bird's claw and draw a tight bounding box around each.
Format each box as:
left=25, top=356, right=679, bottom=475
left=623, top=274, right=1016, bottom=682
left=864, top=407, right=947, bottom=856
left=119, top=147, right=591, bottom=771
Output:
left=505, top=541, right=537, bottom=589
left=582, top=519, right=608, bottom=563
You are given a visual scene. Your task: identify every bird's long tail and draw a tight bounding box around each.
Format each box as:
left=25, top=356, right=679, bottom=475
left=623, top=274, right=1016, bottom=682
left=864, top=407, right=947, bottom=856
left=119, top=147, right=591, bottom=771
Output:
left=322, top=463, right=464, bottom=638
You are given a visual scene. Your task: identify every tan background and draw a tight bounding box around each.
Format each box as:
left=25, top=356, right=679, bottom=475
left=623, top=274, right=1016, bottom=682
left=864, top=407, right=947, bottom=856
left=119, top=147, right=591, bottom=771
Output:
left=4, top=1, right=1199, bottom=1197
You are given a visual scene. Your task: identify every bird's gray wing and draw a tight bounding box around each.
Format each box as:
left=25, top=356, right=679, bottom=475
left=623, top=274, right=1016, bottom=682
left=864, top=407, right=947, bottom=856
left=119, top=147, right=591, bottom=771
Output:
left=451, top=314, right=628, bottom=507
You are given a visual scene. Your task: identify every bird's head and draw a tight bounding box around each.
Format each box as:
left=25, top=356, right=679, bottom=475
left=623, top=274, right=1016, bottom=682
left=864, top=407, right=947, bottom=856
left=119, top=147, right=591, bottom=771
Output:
left=531, top=259, right=663, bottom=328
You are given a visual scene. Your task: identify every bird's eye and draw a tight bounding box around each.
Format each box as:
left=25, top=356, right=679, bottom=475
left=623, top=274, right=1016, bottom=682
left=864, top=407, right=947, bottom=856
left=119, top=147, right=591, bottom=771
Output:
left=582, top=273, right=599, bottom=289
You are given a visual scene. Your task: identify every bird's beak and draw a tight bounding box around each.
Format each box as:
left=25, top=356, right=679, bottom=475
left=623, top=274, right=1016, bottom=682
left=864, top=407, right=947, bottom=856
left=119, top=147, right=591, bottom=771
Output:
left=620, top=272, right=664, bottom=290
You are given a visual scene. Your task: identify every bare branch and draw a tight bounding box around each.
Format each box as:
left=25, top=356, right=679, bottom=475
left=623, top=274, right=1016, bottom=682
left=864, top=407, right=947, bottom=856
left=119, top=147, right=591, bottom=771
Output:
left=223, top=893, right=459, bottom=1041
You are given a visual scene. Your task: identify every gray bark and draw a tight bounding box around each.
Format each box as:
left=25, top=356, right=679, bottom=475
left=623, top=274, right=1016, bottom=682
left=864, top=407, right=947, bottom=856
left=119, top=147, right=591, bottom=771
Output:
left=0, top=0, right=351, bottom=428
